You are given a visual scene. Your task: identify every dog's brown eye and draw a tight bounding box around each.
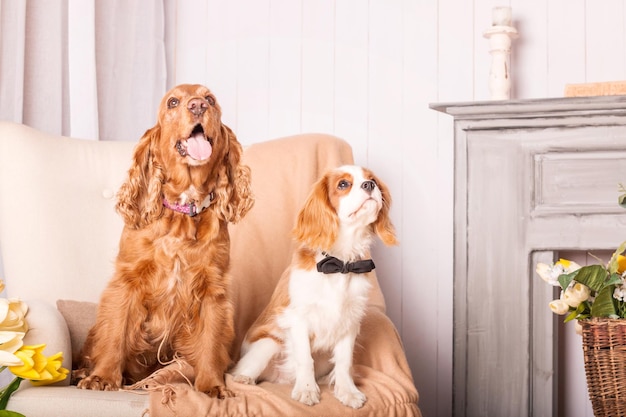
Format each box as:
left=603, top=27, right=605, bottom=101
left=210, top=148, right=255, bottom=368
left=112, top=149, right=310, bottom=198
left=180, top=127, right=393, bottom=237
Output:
left=167, top=97, right=179, bottom=109
left=206, top=95, right=216, bottom=106
left=338, top=180, right=351, bottom=190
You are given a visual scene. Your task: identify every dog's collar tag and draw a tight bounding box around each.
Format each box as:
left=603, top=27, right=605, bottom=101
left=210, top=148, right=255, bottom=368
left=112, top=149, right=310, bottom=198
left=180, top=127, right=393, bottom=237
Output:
left=316, top=254, right=375, bottom=274
left=163, top=192, right=215, bottom=217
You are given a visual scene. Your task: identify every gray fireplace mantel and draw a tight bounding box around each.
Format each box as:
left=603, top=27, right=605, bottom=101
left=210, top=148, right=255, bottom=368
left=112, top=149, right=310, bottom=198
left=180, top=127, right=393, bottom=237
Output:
left=432, top=96, right=626, bottom=417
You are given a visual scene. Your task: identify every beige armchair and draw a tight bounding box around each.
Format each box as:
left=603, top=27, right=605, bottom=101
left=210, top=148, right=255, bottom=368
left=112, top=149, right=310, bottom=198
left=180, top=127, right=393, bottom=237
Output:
left=0, top=122, right=420, bottom=417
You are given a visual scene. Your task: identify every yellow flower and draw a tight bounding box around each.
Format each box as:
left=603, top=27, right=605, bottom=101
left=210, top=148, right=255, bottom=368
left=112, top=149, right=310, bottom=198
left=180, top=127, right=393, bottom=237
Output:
left=8, top=344, right=68, bottom=385
left=558, top=258, right=578, bottom=270
left=617, top=255, right=626, bottom=275
left=0, top=331, right=25, bottom=367
left=30, top=351, right=69, bottom=386
left=0, top=298, right=28, bottom=333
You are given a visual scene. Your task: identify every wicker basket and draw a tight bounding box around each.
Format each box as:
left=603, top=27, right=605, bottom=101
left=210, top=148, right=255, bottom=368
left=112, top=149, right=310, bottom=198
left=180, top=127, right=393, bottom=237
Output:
left=581, top=318, right=626, bottom=417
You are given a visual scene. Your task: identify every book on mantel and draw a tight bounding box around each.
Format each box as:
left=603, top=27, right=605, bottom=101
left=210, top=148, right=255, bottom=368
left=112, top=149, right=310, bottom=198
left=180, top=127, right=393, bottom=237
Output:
left=565, top=80, right=626, bottom=97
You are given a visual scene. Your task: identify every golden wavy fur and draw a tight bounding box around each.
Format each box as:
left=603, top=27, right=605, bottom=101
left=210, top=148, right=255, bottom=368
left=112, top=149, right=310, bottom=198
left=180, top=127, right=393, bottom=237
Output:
left=76, top=84, right=253, bottom=398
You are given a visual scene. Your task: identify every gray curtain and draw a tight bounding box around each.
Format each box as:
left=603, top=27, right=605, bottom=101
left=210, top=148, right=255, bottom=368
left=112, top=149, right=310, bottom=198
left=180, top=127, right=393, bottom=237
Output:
left=0, top=0, right=167, bottom=141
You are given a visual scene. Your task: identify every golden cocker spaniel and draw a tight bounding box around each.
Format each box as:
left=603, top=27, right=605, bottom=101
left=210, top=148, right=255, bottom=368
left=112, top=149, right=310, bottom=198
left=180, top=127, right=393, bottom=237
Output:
left=76, top=84, right=254, bottom=399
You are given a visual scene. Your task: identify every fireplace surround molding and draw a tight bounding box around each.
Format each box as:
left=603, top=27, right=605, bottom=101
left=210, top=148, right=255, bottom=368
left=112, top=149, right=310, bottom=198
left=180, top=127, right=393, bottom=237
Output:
left=432, top=96, right=626, bottom=417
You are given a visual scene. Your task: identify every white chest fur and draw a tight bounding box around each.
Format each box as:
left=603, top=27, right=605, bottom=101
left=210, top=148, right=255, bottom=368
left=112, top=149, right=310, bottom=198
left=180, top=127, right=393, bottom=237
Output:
left=278, top=267, right=371, bottom=352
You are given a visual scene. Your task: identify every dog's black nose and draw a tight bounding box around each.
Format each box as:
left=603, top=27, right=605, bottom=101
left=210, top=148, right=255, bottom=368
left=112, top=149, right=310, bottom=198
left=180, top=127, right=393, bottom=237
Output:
left=361, top=180, right=376, bottom=194
left=188, top=98, right=208, bottom=116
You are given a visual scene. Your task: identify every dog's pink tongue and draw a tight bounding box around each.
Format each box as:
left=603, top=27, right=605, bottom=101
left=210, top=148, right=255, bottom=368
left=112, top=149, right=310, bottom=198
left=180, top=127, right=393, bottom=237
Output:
left=187, top=133, right=212, bottom=161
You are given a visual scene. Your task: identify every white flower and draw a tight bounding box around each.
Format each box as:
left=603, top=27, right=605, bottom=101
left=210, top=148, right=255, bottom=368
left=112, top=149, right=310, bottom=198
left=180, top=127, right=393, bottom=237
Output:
left=0, top=298, right=28, bottom=333
left=549, top=299, right=570, bottom=315
left=0, top=290, right=29, bottom=367
left=536, top=259, right=581, bottom=287
left=615, top=285, right=626, bottom=302
left=563, top=282, right=591, bottom=308
left=536, top=263, right=560, bottom=286
left=574, top=320, right=583, bottom=335
left=0, top=331, right=25, bottom=366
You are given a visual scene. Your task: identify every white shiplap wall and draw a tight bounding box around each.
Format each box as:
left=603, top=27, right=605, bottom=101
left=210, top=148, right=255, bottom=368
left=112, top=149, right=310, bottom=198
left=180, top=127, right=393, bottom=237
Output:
left=167, top=1, right=626, bottom=416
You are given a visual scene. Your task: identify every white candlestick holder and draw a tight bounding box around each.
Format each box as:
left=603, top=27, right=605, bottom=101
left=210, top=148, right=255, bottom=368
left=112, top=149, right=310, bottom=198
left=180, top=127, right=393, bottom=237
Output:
left=483, top=7, right=518, bottom=100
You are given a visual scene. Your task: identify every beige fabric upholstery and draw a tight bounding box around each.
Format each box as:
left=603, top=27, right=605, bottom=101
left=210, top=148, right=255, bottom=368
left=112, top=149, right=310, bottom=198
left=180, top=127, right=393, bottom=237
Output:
left=0, top=122, right=130, bottom=302
left=0, top=122, right=420, bottom=416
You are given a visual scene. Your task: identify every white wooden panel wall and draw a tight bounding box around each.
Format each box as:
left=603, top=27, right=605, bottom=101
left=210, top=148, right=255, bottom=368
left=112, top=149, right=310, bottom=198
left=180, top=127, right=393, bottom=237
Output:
left=168, top=1, right=626, bottom=416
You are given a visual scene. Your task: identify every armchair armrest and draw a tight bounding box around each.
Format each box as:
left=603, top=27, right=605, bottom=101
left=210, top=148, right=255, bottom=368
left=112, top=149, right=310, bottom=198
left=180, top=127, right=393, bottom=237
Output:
left=22, top=299, right=72, bottom=387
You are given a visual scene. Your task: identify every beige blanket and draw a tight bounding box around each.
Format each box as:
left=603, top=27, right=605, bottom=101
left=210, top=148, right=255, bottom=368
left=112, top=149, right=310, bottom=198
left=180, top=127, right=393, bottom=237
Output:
left=137, top=308, right=419, bottom=417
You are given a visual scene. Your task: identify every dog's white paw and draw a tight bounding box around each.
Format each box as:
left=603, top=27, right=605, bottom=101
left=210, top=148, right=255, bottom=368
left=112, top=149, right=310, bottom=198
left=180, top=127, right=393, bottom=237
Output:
left=335, top=385, right=366, bottom=409
left=232, top=374, right=256, bottom=385
left=291, top=383, right=320, bottom=406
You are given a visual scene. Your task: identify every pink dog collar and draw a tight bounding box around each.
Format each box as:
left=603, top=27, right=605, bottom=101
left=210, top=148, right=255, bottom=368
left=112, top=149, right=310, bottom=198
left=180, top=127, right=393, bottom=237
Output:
left=163, top=192, right=214, bottom=217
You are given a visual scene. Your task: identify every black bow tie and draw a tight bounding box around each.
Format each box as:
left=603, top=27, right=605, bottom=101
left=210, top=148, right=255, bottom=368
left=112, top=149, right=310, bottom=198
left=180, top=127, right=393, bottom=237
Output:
left=316, top=255, right=376, bottom=274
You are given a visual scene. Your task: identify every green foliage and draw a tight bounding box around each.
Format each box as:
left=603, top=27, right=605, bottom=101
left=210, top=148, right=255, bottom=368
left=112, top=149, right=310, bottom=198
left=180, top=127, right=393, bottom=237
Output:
left=591, top=285, right=618, bottom=317
left=574, top=264, right=612, bottom=292
left=564, top=301, right=590, bottom=323
left=560, top=244, right=626, bottom=321
left=559, top=270, right=579, bottom=292
left=0, top=411, right=25, bottom=417
left=0, top=378, right=22, bottom=412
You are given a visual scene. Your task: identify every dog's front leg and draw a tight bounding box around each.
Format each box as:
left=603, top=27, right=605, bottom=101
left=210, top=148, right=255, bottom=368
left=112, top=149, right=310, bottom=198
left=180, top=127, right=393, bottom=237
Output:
left=188, top=292, right=235, bottom=399
left=78, top=283, right=144, bottom=391
left=288, top=321, right=319, bottom=406
left=331, top=333, right=366, bottom=408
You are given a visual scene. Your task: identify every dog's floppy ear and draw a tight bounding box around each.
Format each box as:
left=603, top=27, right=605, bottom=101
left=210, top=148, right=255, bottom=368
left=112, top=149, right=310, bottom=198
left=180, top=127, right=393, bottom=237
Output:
left=116, top=125, right=165, bottom=229
left=213, top=124, right=254, bottom=223
left=293, top=174, right=339, bottom=251
left=372, top=174, right=398, bottom=246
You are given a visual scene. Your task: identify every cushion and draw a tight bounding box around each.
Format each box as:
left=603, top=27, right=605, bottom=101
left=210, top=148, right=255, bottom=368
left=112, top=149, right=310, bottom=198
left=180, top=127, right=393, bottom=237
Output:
left=56, top=300, right=97, bottom=365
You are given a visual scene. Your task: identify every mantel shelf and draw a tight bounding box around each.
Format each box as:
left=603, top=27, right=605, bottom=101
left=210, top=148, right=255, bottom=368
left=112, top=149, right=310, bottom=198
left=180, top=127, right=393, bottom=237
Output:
left=430, top=95, right=626, bottom=122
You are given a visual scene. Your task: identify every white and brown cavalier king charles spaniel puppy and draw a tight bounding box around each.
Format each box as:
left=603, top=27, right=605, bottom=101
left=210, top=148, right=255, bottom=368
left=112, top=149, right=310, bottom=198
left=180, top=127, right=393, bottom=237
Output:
left=230, top=165, right=397, bottom=408
left=75, top=84, right=253, bottom=399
